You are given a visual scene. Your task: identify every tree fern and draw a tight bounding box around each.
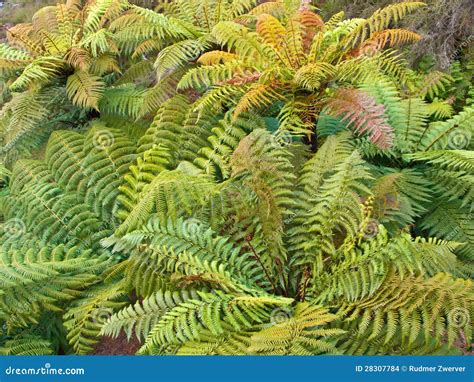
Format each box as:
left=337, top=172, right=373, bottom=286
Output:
left=1, top=0, right=472, bottom=357
left=0, top=1, right=131, bottom=161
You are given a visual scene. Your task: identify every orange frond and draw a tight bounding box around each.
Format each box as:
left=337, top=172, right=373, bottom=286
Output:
left=256, top=14, right=286, bottom=52
left=352, top=29, right=421, bottom=57
left=7, top=24, right=44, bottom=55
left=65, top=47, right=91, bottom=71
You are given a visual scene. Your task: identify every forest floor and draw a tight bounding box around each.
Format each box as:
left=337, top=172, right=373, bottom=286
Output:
left=94, top=334, right=142, bottom=356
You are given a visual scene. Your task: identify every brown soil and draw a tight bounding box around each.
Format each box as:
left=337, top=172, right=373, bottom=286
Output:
left=94, top=333, right=142, bottom=355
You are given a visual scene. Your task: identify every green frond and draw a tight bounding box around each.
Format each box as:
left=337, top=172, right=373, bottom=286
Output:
left=9, top=57, right=65, bottom=92
left=137, top=95, right=192, bottom=155
left=408, top=150, right=474, bottom=172
left=101, top=289, right=201, bottom=341
left=116, top=145, right=171, bottom=223
left=139, top=73, right=183, bottom=117
left=295, top=133, right=354, bottom=207
left=83, top=0, right=128, bottom=35
left=415, top=71, right=454, bottom=100
left=426, top=98, right=454, bottom=120
left=416, top=105, right=474, bottom=151
left=177, top=61, right=252, bottom=90
left=89, top=53, right=120, bottom=76
left=317, top=228, right=460, bottom=304
left=230, top=129, right=296, bottom=268
left=64, top=281, right=126, bottom=354
left=345, top=2, right=426, bottom=48
left=369, top=168, right=432, bottom=230
left=420, top=202, right=474, bottom=259
left=0, top=43, right=32, bottom=76
left=290, top=150, right=373, bottom=275
left=81, top=29, right=118, bottom=58
left=139, top=291, right=292, bottom=354
left=115, top=170, right=217, bottom=235
left=338, top=272, right=473, bottom=354
left=407, top=151, right=474, bottom=211
left=114, top=61, right=154, bottom=85
left=0, top=244, right=110, bottom=329
left=295, top=63, right=336, bottom=91
left=100, top=85, right=147, bottom=119
left=0, top=334, right=53, bottom=355
left=155, top=37, right=213, bottom=80
left=66, top=70, right=105, bottom=110
left=0, top=88, right=54, bottom=159
left=81, top=124, right=138, bottom=220
left=108, top=216, right=266, bottom=294
left=194, top=112, right=266, bottom=179
left=211, top=22, right=264, bottom=59
left=249, top=303, right=344, bottom=355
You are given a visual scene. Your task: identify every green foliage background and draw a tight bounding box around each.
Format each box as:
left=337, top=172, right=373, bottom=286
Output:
left=0, top=0, right=472, bottom=356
